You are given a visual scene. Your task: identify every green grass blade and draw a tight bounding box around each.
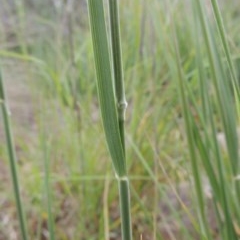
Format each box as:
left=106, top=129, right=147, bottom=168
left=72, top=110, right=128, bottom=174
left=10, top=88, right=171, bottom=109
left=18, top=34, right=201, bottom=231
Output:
left=88, top=0, right=126, bottom=177
left=0, top=71, right=29, bottom=240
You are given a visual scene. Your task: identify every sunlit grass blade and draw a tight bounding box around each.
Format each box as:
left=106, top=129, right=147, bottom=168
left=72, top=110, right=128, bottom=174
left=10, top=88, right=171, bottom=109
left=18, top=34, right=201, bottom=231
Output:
left=0, top=71, right=29, bottom=240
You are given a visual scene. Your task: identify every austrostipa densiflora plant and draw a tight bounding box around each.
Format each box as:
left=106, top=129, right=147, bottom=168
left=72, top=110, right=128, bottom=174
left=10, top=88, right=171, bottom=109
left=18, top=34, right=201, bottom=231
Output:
left=88, top=0, right=132, bottom=239
left=0, top=71, right=28, bottom=240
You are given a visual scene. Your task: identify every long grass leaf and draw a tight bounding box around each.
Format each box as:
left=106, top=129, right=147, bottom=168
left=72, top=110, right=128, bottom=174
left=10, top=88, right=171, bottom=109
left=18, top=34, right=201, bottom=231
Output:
left=88, top=0, right=126, bottom=177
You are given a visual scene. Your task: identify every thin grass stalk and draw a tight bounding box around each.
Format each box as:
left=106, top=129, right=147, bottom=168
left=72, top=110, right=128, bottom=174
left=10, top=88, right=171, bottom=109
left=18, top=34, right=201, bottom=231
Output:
left=118, top=178, right=132, bottom=240
left=0, top=71, right=28, bottom=240
left=108, top=0, right=127, bottom=154
left=103, top=175, right=110, bottom=240
left=108, top=2, right=132, bottom=239
left=88, top=1, right=132, bottom=239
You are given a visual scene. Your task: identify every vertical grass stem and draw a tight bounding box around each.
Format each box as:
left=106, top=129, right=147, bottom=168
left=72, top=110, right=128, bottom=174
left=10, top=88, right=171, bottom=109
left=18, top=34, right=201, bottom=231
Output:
left=0, top=71, right=28, bottom=240
left=108, top=0, right=127, bottom=154
left=118, top=178, right=132, bottom=240
left=108, top=3, right=132, bottom=238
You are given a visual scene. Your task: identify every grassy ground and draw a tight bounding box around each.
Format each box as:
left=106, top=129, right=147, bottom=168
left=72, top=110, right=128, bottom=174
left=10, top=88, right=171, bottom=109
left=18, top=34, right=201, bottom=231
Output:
left=0, top=0, right=239, bottom=239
